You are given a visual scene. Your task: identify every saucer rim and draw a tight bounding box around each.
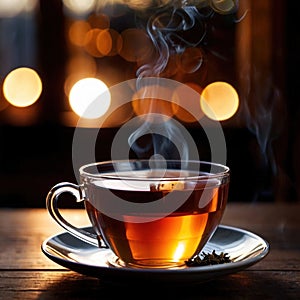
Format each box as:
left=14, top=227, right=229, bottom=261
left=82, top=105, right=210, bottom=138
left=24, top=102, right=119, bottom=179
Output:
left=41, top=224, right=269, bottom=282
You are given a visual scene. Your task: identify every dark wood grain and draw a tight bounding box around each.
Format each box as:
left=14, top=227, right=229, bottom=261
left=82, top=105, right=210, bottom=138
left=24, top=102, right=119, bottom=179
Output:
left=0, top=203, right=299, bottom=299
left=0, top=271, right=299, bottom=299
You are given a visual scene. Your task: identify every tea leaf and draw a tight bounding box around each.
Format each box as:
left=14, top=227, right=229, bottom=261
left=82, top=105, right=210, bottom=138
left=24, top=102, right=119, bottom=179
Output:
left=185, top=250, right=232, bottom=266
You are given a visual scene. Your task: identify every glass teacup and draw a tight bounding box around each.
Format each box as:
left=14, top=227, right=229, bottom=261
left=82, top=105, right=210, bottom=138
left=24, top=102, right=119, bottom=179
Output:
left=46, top=159, right=230, bottom=269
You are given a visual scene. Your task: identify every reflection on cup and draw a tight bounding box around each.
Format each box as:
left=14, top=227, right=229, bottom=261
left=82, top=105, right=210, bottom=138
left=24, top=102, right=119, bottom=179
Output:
left=46, top=160, right=230, bottom=269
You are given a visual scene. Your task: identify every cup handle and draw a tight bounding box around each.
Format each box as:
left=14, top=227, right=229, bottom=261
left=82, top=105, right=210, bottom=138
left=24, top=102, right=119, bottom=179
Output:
left=46, top=182, right=108, bottom=248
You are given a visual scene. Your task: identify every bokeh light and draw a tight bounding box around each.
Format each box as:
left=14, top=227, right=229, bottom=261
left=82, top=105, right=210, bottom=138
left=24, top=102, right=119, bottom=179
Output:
left=87, top=13, right=110, bottom=29
left=210, top=0, right=238, bottom=14
left=68, top=20, right=91, bottom=47
left=69, top=78, right=111, bottom=119
left=96, top=29, right=112, bottom=56
left=62, top=0, right=95, bottom=16
left=97, top=29, right=122, bottom=56
left=66, top=54, right=97, bottom=78
left=119, top=28, right=154, bottom=63
left=200, top=81, right=239, bottom=121
left=172, top=82, right=204, bottom=123
left=131, top=84, right=174, bottom=123
left=0, top=0, right=37, bottom=18
left=176, top=47, right=204, bottom=74
left=83, top=28, right=104, bottom=57
left=132, top=98, right=174, bottom=122
left=94, top=0, right=171, bottom=11
left=64, top=55, right=97, bottom=98
left=3, top=67, right=42, bottom=107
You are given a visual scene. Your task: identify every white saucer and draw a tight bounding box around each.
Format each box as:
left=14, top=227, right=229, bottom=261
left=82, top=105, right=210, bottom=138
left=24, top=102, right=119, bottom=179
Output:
left=41, top=225, right=269, bottom=285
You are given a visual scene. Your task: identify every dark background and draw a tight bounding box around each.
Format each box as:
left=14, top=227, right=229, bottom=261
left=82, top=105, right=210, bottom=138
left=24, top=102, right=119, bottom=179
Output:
left=0, top=1, right=299, bottom=208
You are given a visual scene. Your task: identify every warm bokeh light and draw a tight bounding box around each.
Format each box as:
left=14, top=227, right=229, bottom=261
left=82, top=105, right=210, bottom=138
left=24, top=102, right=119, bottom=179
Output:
left=3, top=67, right=42, bottom=107
left=87, top=13, right=110, bottom=29
left=62, top=0, right=95, bottom=16
left=131, top=84, right=174, bottom=122
left=97, top=29, right=122, bottom=56
left=159, top=54, right=177, bottom=78
left=132, top=98, right=174, bottom=122
left=84, top=28, right=104, bottom=57
left=172, top=82, right=204, bottom=123
left=119, top=28, right=154, bottom=63
left=96, top=29, right=112, bottom=56
left=210, top=0, right=238, bottom=14
left=200, top=81, right=239, bottom=121
left=66, top=55, right=97, bottom=78
left=68, top=20, right=91, bottom=47
left=125, top=0, right=159, bottom=10
left=64, top=55, right=97, bottom=97
left=69, top=78, right=111, bottom=119
left=176, top=47, right=204, bottom=74
left=62, top=83, right=134, bottom=128
left=94, top=0, right=170, bottom=10
left=0, top=0, right=37, bottom=18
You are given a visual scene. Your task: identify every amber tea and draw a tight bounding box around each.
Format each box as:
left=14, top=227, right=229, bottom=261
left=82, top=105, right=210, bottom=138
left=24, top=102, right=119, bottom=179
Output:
left=84, top=169, right=229, bottom=268
left=46, top=160, right=230, bottom=269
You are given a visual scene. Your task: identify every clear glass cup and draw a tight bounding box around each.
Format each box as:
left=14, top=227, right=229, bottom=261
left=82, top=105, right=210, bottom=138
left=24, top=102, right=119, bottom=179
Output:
left=46, top=159, right=230, bottom=269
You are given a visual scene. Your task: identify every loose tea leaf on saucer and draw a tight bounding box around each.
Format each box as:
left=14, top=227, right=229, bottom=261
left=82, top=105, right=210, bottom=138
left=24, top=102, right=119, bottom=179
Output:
left=185, top=250, right=232, bottom=267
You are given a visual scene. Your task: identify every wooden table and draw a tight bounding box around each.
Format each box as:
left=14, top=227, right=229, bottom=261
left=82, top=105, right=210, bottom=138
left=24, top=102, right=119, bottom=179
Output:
left=0, top=203, right=299, bottom=299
